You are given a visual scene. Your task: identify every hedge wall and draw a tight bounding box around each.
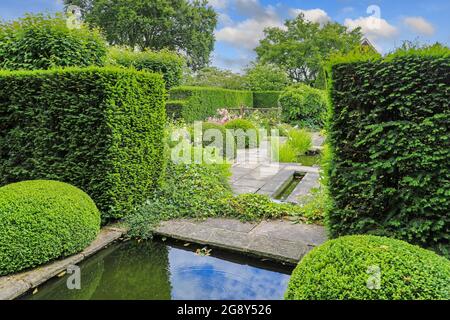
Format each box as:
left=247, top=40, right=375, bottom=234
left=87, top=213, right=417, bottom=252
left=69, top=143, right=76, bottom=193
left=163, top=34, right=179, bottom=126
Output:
left=168, top=86, right=253, bottom=122
left=109, top=48, right=185, bottom=89
left=328, top=50, right=450, bottom=256
left=0, top=67, right=166, bottom=220
left=253, top=91, right=281, bottom=108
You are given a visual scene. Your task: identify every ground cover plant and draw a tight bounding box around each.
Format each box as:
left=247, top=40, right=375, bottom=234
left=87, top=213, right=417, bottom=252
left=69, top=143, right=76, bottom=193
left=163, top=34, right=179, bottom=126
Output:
left=0, top=180, right=101, bottom=275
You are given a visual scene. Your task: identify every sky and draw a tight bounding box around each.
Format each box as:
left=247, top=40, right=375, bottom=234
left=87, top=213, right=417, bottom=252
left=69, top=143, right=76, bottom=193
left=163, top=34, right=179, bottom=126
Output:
left=1, top=0, right=449, bottom=72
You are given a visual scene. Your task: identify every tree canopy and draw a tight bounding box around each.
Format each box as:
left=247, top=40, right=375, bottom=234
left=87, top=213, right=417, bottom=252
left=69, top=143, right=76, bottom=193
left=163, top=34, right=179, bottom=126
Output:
left=64, top=0, right=217, bottom=70
left=255, top=14, right=363, bottom=85
left=184, top=66, right=245, bottom=90
left=243, top=63, right=290, bottom=91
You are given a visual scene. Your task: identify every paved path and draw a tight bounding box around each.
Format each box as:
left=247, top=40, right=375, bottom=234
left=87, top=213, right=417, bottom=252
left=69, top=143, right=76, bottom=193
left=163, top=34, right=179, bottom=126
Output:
left=156, top=218, right=327, bottom=264
left=230, top=139, right=321, bottom=203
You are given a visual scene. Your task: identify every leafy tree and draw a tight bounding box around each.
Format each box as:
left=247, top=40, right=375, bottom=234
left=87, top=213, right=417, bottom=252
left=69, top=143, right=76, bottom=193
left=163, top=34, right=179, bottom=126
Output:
left=243, top=63, right=289, bottom=91
left=64, top=0, right=217, bottom=70
left=184, top=67, right=245, bottom=90
left=255, top=14, right=362, bottom=85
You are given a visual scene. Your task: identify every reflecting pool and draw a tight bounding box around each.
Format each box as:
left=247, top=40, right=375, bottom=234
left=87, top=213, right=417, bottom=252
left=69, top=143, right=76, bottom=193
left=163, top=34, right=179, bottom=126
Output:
left=22, top=239, right=293, bottom=300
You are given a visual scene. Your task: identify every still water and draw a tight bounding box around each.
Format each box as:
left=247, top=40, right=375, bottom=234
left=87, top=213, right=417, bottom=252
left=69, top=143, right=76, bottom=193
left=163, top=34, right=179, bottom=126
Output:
left=22, top=239, right=293, bottom=300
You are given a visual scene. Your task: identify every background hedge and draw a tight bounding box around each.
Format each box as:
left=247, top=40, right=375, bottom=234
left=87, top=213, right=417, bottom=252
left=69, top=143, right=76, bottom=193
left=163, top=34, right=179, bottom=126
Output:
left=253, top=91, right=282, bottom=108
left=328, top=50, right=450, bottom=256
left=285, top=235, right=450, bottom=300
left=109, top=47, right=185, bottom=89
left=0, top=67, right=166, bottom=220
left=0, top=14, right=107, bottom=70
left=0, top=180, right=101, bottom=275
left=168, top=86, right=253, bottom=122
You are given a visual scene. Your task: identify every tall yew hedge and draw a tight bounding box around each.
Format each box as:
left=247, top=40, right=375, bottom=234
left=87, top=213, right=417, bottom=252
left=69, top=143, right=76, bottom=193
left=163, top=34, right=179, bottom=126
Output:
left=0, top=67, right=166, bottom=220
left=328, top=48, right=450, bottom=256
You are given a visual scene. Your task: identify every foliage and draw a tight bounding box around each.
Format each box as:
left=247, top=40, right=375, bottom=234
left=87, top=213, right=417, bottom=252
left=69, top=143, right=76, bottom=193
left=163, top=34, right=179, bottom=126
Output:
left=224, top=119, right=260, bottom=149
left=328, top=49, right=450, bottom=256
left=279, top=84, right=329, bottom=128
left=0, top=180, right=100, bottom=275
left=108, top=47, right=185, bottom=88
left=187, top=122, right=236, bottom=159
left=285, top=235, right=450, bottom=300
left=273, top=128, right=312, bottom=162
left=125, top=160, right=233, bottom=240
left=0, top=67, right=166, bottom=220
left=253, top=91, right=282, bottom=108
left=184, top=66, right=245, bottom=90
left=243, top=63, right=289, bottom=91
left=168, top=86, right=253, bottom=122
left=256, top=14, right=362, bottom=85
left=0, top=13, right=107, bottom=70
left=65, top=0, right=217, bottom=70
left=244, top=109, right=282, bottom=133
left=207, top=108, right=242, bottom=125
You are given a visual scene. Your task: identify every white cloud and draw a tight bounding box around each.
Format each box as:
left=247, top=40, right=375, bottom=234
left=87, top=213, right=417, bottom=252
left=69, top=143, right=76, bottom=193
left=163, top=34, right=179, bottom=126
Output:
left=218, top=13, right=233, bottom=26
left=215, top=15, right=282, bottom=50
left=215, top=1, right=283, bottom=50
left=289, top=8, right=331, bottom=25
left=403, top=17, right=435, bottom=36
left=344, top=16, right=398, bottom=40
left=208, top=0, right=229, bottom=10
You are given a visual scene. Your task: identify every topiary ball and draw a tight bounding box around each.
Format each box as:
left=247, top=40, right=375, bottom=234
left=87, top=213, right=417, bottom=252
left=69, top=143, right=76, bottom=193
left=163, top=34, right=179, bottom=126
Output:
left=225, top=119, right=259, bottom=149
left=285, top=235, right=450, bottom=300
left=0, top=180, right=101, bottom=275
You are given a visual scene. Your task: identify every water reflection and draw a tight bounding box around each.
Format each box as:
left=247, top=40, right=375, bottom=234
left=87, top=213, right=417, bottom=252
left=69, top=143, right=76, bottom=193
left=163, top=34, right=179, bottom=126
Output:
left=23, top=240, right=291, bottom=300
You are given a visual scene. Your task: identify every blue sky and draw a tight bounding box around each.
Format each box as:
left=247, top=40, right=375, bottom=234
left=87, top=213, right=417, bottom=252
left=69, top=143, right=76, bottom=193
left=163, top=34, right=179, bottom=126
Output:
left=1, top=0, right=449, bottom=72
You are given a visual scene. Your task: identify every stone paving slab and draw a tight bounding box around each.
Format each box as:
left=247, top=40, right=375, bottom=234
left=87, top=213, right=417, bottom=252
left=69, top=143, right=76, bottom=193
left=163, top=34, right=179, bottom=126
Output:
left=0, top=224, right=126, bottom=300
left=156, top=218, right=327, bottom=264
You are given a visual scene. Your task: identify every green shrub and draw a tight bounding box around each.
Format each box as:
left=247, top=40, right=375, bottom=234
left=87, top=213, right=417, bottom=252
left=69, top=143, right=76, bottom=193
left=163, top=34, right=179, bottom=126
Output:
left=279, top=85, right=328, bottom=128
left=125, top=160, right=233, bottom=239
left=0, top=14, right=107, bottom=70
left=328, top=49, right=450, bottom=256
left=285, top=235, right=450, bottom=300
left=225, top=119, right=260, bottom=149
left=253, top=91, right=282, bottom=108
left=109, top=47, right=185, bottom=88
left=273, top=129, right=312, bottom=163
left=0, top=67, right=166, bottom=220
left=0, top=180, right=101, bottom=275
left=188, top=122, right=236, bottom=159
left=169, top=86, right=253, bottom=122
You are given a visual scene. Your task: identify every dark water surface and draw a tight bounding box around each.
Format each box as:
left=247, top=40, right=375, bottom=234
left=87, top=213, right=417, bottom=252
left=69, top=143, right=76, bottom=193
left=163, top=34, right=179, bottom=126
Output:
left=22, top=239, right=293, bottom=300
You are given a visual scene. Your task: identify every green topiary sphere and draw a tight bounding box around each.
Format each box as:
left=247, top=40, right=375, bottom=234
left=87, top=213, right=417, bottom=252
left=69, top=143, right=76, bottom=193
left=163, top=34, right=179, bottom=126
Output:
left=0, top=180, right=101, bottom=275
left=285, top=235, right=450, bottom=300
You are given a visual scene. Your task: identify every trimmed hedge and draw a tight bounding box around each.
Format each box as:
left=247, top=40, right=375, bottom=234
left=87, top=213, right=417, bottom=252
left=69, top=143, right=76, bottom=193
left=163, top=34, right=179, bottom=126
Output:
left=0, top=14, right=107, bottom=70
left=328, top=49, right=450, bottom=256
left=279, top=85, right=328, bottom=128
left=0, top=180, right=101, bottom=275
left=0, top=67, right=166, bottom=220
left=285, top=235, right=450, bottom=300
left=168, top=86, right=253, bottom=122
left=109, top=48, right=185, bottom=89
left=253, top=91, right=282, bottom=108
